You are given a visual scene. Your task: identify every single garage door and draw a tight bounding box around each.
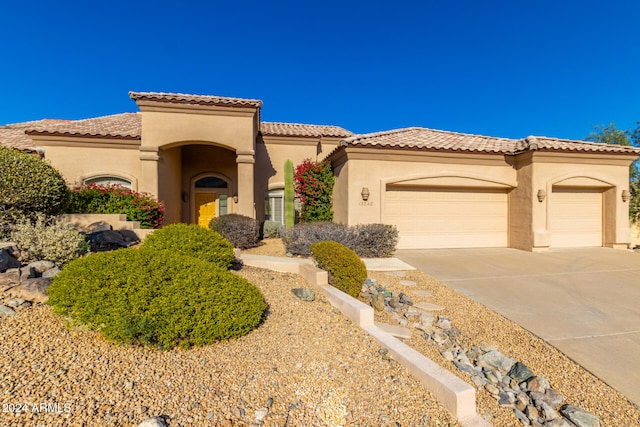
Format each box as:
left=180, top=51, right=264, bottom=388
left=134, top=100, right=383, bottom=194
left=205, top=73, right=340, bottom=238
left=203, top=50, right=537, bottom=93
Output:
left=550, top=188, right=603, bottom=247
left=385, top=186, right=508, bottom=249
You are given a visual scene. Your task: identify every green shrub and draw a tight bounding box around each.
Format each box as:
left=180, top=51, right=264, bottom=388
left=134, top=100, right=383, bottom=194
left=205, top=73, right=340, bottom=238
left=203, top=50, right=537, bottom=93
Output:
left=66, top=184, right=164, bottom=229
left=141, top=223, right=234, bottom=269
left=0, top=147, right=69, bottom=217
left=0, top=207, right=27, bottom=241
left=310, top=240, right=367, bottom=298
left=283, top=222, right=398, bottom=258
left=209, top=214, right=260, bottom=249
left=47, top=249, right=266, bottom=349
left=262, top=220, right=283, bottom=239
left=10, top=214, right=89, bottom=267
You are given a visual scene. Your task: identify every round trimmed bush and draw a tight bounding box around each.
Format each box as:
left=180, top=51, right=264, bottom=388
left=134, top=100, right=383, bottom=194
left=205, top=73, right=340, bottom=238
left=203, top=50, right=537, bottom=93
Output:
left=209, top=214, right=260, bottom=249
left=0, top=146, right=69, bottom=217
left=141, top=223, right=235, bottom=269
left=47, top=249, right=266, bottom=349
left=310, top=240, right=367, bottom=298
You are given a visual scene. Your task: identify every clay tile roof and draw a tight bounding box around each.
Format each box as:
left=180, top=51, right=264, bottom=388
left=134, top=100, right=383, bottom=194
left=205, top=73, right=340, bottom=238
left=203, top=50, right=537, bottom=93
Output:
left=522, top=135, right=640, bottom=154
left=260, top=121, right=353, bottom=138
left=340, top=127, right=520, bottom=153
left=25, top=113, right=141, bottom=140
left=0, top=119, right=71, bottom=151
left=129, top=91, right=263, bottom=109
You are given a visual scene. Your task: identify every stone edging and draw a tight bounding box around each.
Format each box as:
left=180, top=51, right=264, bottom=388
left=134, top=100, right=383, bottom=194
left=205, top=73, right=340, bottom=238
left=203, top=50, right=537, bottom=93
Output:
left=240, top=254, right=490, bottom=426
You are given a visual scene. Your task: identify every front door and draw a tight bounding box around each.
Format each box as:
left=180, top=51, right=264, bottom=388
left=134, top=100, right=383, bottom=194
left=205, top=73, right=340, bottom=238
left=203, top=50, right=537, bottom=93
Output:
left=195, top=192, right=216, bottom=228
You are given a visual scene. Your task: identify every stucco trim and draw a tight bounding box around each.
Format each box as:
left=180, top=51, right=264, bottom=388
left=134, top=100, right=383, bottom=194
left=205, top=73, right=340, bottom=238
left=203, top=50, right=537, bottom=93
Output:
left=135, top=101, right=259, bottom=117
left=549, top=174, right=617, bottom=189
left=29, top=135, right=141, bottom=149
left=383, top=172, right=517, bottom=189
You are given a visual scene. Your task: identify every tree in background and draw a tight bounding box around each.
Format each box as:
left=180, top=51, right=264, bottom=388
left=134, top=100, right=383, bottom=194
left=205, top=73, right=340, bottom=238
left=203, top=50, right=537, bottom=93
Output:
left=586, top=121, right=640, bottom=221
left=294, top=159, right=334, bottom=222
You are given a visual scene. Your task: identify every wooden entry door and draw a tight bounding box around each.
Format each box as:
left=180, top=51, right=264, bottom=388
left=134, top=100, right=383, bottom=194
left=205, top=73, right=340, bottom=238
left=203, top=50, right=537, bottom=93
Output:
left=195, top=192, right=216, bottom=228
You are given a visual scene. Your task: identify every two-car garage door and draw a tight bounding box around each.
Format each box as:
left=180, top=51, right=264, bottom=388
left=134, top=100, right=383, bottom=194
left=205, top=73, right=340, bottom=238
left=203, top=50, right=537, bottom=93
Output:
left=385, top=186, right=508, bottom=249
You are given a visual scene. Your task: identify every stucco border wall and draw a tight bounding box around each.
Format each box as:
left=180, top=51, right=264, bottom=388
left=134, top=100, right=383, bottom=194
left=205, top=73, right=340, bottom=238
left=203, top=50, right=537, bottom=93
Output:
left=58, top=214, right=155, bottom=240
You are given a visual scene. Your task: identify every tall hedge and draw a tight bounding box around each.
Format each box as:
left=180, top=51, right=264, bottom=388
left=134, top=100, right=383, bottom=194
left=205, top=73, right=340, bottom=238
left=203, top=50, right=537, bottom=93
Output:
left=0, top=147, right=69, bottom=217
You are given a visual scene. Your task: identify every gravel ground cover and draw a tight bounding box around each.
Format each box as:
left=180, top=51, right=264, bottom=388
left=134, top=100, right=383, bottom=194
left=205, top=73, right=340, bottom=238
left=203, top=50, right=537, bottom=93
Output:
left=0, top=267, right=457, bottom=427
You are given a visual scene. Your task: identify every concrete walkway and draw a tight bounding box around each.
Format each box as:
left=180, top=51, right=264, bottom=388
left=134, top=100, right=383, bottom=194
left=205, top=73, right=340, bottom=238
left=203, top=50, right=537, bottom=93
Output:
left=395, top=247, right=640, bottom=406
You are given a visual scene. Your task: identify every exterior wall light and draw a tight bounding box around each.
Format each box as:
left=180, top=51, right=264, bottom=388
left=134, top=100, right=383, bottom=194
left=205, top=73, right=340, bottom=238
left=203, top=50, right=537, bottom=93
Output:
left=232, top=195, right=239, bottom=203
left=361, top=187, right=370, bottom=201
left=622, top=189, right=631, bottom=202
left=537, top=189, right=546, bottom=202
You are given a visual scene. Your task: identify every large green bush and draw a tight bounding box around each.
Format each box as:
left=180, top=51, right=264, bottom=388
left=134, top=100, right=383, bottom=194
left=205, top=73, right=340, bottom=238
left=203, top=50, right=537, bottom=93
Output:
left=283, top=222, right=398, bottom=257
left=10, top=214, right=89, bottom=266
left=209, top=214, right=260, bottom=249
left=66, top=184, right=164, bottom=228
left=310, top=240, right=367, bottom=298
left=0, top=147, right=69, bottom=217
left=47, top=249, right=266, bottom=349
left=141, top=223, right=235, bottom=269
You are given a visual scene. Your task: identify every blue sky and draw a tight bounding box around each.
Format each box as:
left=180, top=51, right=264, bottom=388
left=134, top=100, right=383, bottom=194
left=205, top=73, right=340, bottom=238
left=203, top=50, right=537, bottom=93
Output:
left=1, top=0, right=639, bottom=140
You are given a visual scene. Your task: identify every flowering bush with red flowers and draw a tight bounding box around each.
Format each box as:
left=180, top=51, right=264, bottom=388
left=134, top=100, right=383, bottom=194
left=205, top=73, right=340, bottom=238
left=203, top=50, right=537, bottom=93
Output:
left=294, top=159, right=334, bottom=222
left=66, top=184, right=165, bottom=229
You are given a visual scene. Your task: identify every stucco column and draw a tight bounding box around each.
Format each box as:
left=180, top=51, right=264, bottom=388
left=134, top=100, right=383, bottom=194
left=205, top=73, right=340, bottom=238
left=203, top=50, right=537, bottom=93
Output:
left=139, top=146, right=160, bottom=198
left=236, top=150, right=255, bottom=218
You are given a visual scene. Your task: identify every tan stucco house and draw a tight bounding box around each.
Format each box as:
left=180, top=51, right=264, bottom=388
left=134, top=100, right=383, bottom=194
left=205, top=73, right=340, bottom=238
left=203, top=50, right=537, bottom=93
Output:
left=2, top=91, right=639, bottom=251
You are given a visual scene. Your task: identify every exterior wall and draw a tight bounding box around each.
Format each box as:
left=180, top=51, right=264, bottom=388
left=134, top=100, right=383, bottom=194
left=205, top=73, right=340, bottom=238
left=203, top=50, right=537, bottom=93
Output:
left=158, top=146, right=182, bottom=224
left=34, top=137, right=142, bottom=189
left=331, top=148, right=517, bottom=227
left=331, top=154, right=349, bottom=224
left=517, top=152, right=634, bottom=250
left=255, top=136, right=340, bottom=221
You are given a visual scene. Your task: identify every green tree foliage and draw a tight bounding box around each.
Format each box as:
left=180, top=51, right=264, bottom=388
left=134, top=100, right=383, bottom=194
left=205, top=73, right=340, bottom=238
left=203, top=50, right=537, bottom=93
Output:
left=284, top=159, right=295, bottom=229
left=294, top=159, right=334, bottom=222
left=586, top=121, right=640, bottom=221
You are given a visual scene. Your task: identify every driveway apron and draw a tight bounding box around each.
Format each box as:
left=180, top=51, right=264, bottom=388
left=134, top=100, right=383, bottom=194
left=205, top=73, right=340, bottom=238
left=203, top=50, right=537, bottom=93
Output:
left=395, top=247, right=640, bottom=405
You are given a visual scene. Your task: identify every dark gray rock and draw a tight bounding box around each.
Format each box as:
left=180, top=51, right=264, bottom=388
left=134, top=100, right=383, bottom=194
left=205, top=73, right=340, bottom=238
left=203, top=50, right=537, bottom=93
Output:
left=453, top=360, right=475, bottom=374
left=498, top=392, right=515, bottom=407
left=0, top=248, right=20, bottom=272
left=26, top=260, right=55, bottom=274
left=513, top=408, right=530, bottom=425
left=435, top=316, right=451, bottom=330
left=291, top=288, right=315, bottom=302
left=398, top=292, right=413, bottom=305
left=0, top=304, right=17, bottom=316
left=509, top=361, right=535, bottom=383
left=526, top=376, right=550, bottom=394
left=478, top=350, right=516, bottom=373
left=560, top=405, right=600, bottom=427
left=544, top=388, right=565, bottom=408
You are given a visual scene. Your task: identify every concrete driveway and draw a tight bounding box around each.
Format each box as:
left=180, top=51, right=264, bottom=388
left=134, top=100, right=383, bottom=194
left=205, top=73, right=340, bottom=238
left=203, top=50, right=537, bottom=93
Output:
left=395, top=247, right=640, bottom=405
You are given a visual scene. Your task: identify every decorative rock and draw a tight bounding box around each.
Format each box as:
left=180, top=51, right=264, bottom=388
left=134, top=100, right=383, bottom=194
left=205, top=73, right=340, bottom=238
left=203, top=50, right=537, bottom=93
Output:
left=388, top=296, right=400, bottom=309
left=485, top=383, right=500, bottom=395
left=26, top=260, right=55, bottom=274
left=86, top=221, right=112, bottom=233
left=0, top=249, right=20, bottom=272
left=435, top=316, right=451, bottom=330
left=477, top=350, right=516, bottom=373
left=391, top=311, right=408, bottom=326
left=234, top=407, right=245, bottom=417
left=453, top=360, right=475, bottom=374
left=404, top=307, right=420, bottom=319
left=6, top=298, right=26, bottom=308
left=471, top=375, right=486, bottom=387
left=398, top=292, right=413, bottom=305
left=138, top=416, right=168, bottom=427
left=538, top=400, right=559, bottom=421
left=254, top=407, right=268, bottom=422
left=42, top=267, right=61, bottom=278
left=525, top=404, right=540, bottom=420
left=414, top=302, right=444, bottom=312
left=439, top=348, right=454, bottom=361
left=498, top=392, right=515, bottom=407
left=372, top=295, right=385, bottom=312
left=560, top=405, right=600, bottom=427
left=480, top=344, right=497, bottom=353
left=291, top=288, right=315, bottom=302
left=0, top=304, right=17, bottom=317
left=513, top=409, right=530, bottom=425
left=526, top=376, right=550, bottom=393
left=508, top=361, right=535, bottom=383
left=9, top=277, right=52, bottom=303
left=544, top=388, right=565, bottom=408
left=546, top=419, right=573, bottom=427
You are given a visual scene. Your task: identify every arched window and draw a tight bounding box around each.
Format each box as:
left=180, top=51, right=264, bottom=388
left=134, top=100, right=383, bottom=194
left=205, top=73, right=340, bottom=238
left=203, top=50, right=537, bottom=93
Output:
left=84, top=176, right=132, bottom=188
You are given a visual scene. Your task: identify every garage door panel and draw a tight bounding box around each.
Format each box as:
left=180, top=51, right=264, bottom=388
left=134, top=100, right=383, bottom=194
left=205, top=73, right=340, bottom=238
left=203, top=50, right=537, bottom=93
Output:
left=550, top=189, right=602, bottom=247
left=385, top=187, right=508, bottom=249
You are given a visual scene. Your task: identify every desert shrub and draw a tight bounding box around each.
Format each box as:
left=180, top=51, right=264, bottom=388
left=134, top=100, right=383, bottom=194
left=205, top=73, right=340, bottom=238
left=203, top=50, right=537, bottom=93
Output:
left=282, top=222, right=348, bottom=256
left=344, top=224, right=399, bottom=258
left=262, top=220, right=283, bottom=239
left=209, top=214, right=260, bottom=249
left=283, top=222, right=398, bottom=257
left=0, top=147, right=69, bottom=217
left=310, top=241, right=367, bottom=298
left=141, top=223, right=234, bottom=269
left=66, top=184, right=164, bottom=228
left=10, top=214, right=89, bottom=266
left=47, top=249, right=266, bottom=349
left=0, top=207, right=27, bottom=241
